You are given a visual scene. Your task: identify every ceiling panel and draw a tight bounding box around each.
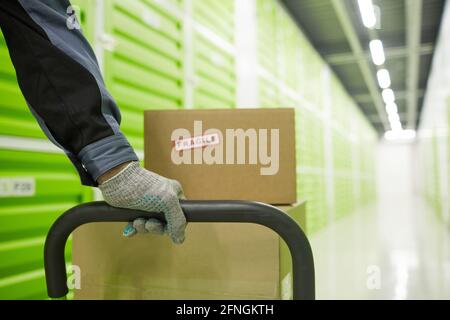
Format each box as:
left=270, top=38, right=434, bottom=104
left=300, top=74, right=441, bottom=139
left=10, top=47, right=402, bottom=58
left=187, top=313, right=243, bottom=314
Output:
left=282, top=0, right=445, bottom=133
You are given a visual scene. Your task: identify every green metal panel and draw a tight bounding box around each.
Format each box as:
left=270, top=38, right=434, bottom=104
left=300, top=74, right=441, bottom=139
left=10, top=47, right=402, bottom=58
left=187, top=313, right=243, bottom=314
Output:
left=104, top=0, right=185, bottom=150
left=192, top=0, right=234, bottom=44
left=258, top=75, right=280, bottom=108
left=276, top=6, right=321, bottom=109
left=334, top=176, right=354, bottom=219
left=0, top=2, right=93, bottom=300
left=431, top=132, right=442, bottom=217
left=297, top=172, right=327, bottom=235
left=332, top=130, right=352, bottom=171
left=296, top=109, right=325, bottom=169
left=299, top=36, right=323, bottom=110
left=423, top=139, right=435, bottom=206
left=295, top=105, right=328, bottom=234
left=0, top=149, right=92, bottom=299
left=0, top=0, right=93, bottom=140
left=192, top=0, right=236, bottom=109
left=256, top=0, right=278, bottom=76
left=278, top=93, right=297, bottom=109
left=330, top=73, right=353, bottom=131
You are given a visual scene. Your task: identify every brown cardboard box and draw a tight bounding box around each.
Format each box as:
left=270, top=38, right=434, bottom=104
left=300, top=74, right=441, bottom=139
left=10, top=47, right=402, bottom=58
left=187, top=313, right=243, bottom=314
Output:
left=73, top=202, right=306, bottom=300
left=144, top=108, right=296, bottom=204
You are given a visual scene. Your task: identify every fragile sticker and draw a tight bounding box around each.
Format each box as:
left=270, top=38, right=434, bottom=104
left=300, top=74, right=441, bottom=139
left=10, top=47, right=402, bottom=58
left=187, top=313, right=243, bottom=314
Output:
left=174, top=133, right=220, bottom=151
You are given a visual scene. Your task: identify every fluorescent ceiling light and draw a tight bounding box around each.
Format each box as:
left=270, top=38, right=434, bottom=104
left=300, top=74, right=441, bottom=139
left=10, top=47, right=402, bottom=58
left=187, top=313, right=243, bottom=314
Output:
left=369, top=40, right=385, bottom=65
left=385, top=129, right=416, bottom=141
left=390, top=120, right=402, bottom=131
left=382, top=89, right=395, bottom=104
left=377, top=69, right=391, bottom=89
left=385, top=102, right=398, bottom=115
left=391, top=123, right=403, bottom=131
left=358, top=0, right=377, bottom=29
left=388, top=113, right=400, bottom=123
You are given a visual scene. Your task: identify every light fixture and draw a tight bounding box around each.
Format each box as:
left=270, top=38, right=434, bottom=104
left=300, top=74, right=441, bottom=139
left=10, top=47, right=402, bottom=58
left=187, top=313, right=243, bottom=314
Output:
left=385, top=102, right=398, bottom=114
left=369, top=40, right=385, bottom=65
left=390, top=120, right=402, bottom=131
left=357, top=0, right=377, bottom=29
left=385, top=129, right=416, bottom=141
left=388, top=112, right=400, bottom=123
left=382, top=89, right=395, bottom=104
left=377, top=69, right=391, bottom=89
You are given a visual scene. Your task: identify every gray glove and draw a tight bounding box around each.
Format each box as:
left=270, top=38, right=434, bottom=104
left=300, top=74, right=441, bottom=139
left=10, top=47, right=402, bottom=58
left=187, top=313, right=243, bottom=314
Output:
left=98, top=161, right=186, bottom=244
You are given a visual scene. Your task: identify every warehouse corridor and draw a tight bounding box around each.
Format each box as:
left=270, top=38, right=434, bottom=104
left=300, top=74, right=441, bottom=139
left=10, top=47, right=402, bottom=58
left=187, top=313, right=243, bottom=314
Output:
left=311, top=142, right=450, bottom=299
left=0, top=0, right=449, bottom=301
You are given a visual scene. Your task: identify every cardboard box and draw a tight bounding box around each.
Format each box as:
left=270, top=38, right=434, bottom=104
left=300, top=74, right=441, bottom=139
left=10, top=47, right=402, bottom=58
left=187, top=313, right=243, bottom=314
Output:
left=73, top=202, right=306, bottom=300
left=144, top=108, right=296, bottom=205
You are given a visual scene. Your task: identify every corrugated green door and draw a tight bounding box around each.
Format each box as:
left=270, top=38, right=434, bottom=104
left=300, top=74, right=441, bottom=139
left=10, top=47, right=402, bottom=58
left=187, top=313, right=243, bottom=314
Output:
left=0, top=2, right=93, bottom=299
left=103, top=0, right=185, bottom=151
left=192, top=0, right=236, bottom=109
left=256, top=0, right=279, bottom=107
left=0, top=150, right=91, bottom=299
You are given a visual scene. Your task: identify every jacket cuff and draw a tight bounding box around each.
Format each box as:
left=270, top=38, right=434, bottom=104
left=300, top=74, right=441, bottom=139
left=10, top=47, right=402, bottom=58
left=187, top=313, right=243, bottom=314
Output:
left=77, top=132, right=139, bottom=184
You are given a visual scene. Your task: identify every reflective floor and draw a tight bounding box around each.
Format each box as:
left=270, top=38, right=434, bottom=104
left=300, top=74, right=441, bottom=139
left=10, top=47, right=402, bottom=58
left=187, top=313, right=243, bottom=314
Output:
left=311, top=143, right=450, bottom=299
left=311, top=199, right=450, bottom=299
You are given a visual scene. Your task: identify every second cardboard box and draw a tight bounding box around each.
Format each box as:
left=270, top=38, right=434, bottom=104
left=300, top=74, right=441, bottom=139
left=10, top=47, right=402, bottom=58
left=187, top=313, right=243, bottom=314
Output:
left=144, top=108, right=296, bottom=204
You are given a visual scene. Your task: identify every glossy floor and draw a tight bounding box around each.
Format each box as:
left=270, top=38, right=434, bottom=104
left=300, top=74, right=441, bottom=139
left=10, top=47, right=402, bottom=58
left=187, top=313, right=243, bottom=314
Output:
left=310, top=199, right=450, bottom=299
left=310, top=142, right=450, bottom=299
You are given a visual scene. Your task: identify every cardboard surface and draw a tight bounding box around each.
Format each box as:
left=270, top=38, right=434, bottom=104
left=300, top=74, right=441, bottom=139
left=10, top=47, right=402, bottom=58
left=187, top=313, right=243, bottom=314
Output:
left=144, top=108, right=296, bottom=204
left=73, top=202, right=306, bottom=300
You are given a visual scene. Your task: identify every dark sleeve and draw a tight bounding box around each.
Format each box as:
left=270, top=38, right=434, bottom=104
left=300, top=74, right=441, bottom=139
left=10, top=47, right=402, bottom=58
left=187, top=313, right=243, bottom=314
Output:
left=0, top=0, right=138, bottom=186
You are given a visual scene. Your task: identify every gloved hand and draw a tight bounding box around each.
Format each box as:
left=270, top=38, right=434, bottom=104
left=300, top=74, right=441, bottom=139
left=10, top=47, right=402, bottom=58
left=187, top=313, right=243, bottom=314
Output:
left=98, top=161, right=186, bottom=244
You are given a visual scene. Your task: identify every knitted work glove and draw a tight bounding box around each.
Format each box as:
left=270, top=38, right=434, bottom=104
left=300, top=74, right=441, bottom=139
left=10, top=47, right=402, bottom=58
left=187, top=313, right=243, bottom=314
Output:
left=98, top=162, right=186, bottom=244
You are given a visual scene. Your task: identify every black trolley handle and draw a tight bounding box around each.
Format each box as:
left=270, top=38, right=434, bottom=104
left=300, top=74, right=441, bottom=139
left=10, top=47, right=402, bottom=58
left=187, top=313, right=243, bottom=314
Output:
left=44, top=200, right=315, bottom=300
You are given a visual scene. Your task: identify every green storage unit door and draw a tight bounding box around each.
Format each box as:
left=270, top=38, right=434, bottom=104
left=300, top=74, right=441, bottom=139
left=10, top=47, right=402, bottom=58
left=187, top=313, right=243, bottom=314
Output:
left=275, top=5, right=324, bottom=110
left=333, top=129, right=353, bottom=172
left=296, top=108, right=312, bottom=168
left=359, top=126, right=377, bottom=206
left=256, top=0, right=277, bottom=76
left=192, top=0, right=236, bottom=109
left=297, top=171, right=327, bottom=235
left=0, top=2, right=93, bottom=300
left=423, top=140, right=434, bottom=205
left=279, top=93, right=296, bottom=108
left=258, top=75, right=280, bottom=108
left=0, top=149, right=91, bottom=299
left=295, top=106, right=328, bottom=234
left=104, top=0, right=185, bottom=150
left=256, top=0, right=280, bottom=108
left=431, top=132, right=442, bottom=217
left=330, top=74, right=351, bottom=130
left=334, top=176, right=354, bottom=219
left=296, top=108, right=325, bottom=169
left=276, top=8, right=298, bottom=92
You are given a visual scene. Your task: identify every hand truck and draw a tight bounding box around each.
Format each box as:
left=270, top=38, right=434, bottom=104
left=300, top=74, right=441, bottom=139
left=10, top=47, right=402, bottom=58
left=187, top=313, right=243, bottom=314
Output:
left=44, top=200, right=315, bottom=300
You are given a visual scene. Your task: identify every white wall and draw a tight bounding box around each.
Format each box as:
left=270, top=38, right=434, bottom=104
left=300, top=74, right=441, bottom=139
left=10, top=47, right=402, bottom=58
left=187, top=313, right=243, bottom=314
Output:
left=377, top=141, right=414, bottom=201
left=417, top=0, right=450, bottom=223
left=376, top=141, right=418, bottom=252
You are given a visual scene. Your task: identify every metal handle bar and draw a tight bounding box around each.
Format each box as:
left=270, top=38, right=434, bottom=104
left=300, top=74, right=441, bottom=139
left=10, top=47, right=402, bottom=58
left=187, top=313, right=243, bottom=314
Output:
left=44, top=200, right=315, bottom=300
